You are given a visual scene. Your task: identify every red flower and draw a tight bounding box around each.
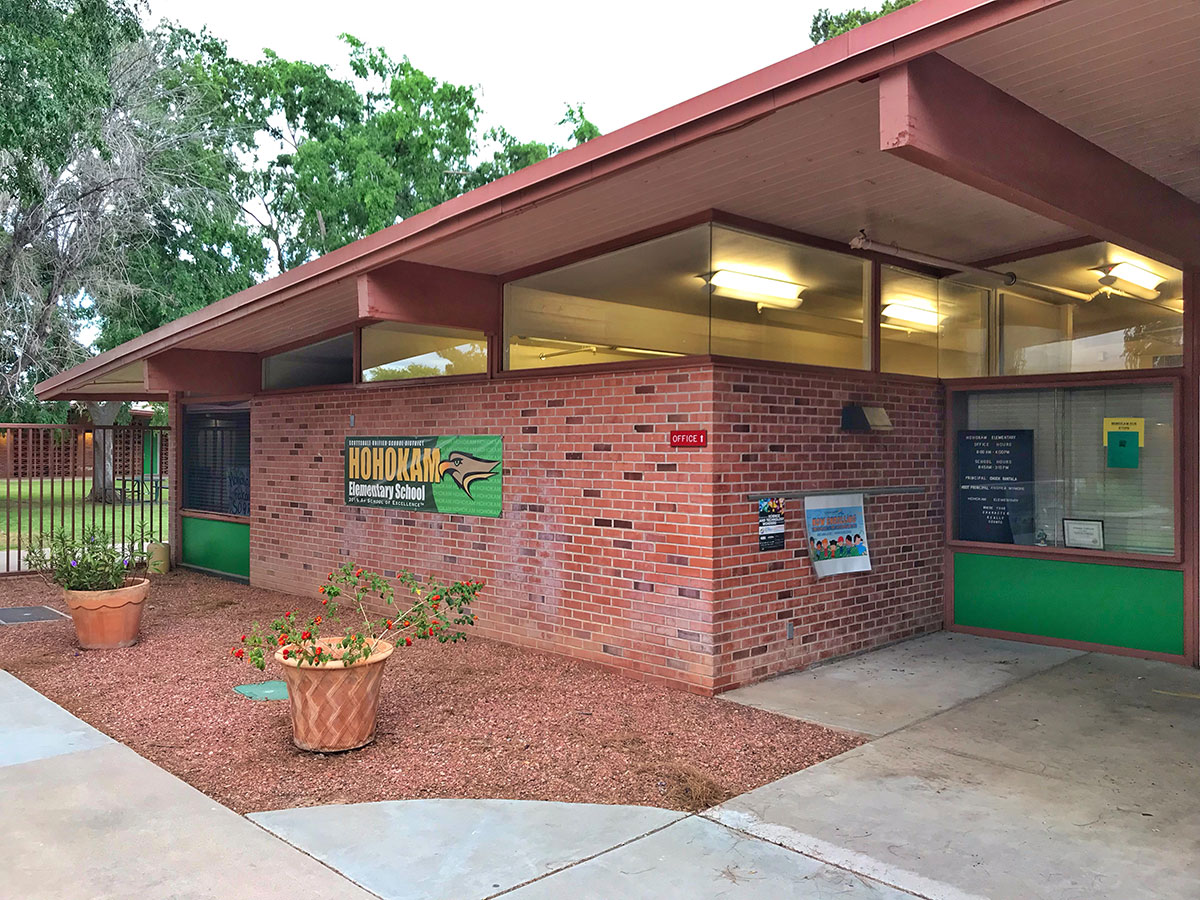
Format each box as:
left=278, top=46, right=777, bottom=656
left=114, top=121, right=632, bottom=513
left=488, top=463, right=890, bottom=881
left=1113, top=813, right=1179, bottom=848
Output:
left=322, top=599, right=328, bottom=605
left=405, top=637, right=412, bottom=646
left=301, top=630, right=311, bottom=640
left=386, top=620, right=393, bottom=629
left=355, top=568, right=363, bottom=577
left=278, top=634, right=287, bottom=646
left=240, top=634, right=246, bottom=642
left=431, top=594, right=440, bottom=602
left=234, top=648, right=244, bottom=659
left=427, top=627, right=434, bottom=637
left=314, top=616, right=322, bottom=624
left=282, top=649, right=290, bottom=659
left=318, top=585, right=325, bottom=594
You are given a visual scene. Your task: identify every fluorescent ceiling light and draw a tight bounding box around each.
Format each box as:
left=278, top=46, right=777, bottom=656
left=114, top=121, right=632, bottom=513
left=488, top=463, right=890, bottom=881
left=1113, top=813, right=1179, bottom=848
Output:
left=1104, top=262, right=1162, bottom=292
left=882, top=303, right=939, bottom=328
left=708, top=270, right=804, bottom=309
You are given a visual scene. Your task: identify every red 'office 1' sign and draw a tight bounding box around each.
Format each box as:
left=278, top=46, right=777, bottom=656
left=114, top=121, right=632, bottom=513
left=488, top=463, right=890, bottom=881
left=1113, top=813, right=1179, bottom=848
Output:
left=670, top=430, right=708, bottom=448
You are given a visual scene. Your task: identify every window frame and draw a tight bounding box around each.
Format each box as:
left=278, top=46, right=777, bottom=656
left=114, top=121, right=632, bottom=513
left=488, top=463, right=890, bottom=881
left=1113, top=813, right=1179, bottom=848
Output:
left=496, top=211, right=936, bottom=378
left=179, top=404, right=251, bottom=521
left=943, top=372, right=1183, bottom=567
left=358, top=321, right=490, bottom=384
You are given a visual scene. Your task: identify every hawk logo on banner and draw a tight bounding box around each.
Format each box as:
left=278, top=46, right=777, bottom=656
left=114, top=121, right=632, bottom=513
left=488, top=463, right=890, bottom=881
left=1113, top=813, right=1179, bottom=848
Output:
left=345, top=435, right=502, bottom=517
left=804, top=493, right=871, bottom=578
left=438, top=451, right=500, bottom=499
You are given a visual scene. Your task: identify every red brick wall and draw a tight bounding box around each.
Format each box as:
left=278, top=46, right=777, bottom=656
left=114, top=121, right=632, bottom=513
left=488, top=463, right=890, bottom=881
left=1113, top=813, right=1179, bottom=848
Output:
left=711, top=364, right=945, bottom=691
left=249, top=364, right=719, bottom=693
left=242, top=360, right=945, bottom=696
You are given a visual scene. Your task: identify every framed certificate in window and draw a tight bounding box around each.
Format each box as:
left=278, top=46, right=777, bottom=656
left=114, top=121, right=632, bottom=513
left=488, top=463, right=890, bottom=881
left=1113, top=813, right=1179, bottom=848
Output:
left=1063, top=518, right=1105, bottom=551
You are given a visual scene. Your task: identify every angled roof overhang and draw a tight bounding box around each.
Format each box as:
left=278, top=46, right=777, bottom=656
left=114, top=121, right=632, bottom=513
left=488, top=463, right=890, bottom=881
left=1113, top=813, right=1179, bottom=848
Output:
left=37, top=0, right=1200, bottom=400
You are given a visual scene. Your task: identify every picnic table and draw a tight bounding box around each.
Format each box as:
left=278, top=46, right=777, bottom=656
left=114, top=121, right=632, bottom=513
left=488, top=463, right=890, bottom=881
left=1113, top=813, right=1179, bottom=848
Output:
left=118, top=474, right=166, bottom=502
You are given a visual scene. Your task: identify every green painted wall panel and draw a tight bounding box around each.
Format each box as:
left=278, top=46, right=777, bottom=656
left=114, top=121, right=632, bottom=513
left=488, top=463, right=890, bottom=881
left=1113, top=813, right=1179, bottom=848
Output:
left=181, top=516, right=249, bottom=579
left=953, top=553, right=1183, bottom=655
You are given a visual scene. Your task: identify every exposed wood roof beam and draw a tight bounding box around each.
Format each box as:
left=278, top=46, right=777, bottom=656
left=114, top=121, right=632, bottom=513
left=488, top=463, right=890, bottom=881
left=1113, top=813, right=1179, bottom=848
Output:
left=358, top=262, right=500, bottom=333
left=144, top=350, right=261, bottom=395
left=879, top=52, right=1200, bottom=269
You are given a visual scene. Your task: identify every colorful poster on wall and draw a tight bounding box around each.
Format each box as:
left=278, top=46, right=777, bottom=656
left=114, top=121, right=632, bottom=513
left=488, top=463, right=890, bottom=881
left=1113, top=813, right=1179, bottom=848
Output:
left=804, top=493, right=871, bottom=578
left=344, top=435, right=502, bottom=517
left=758, top=497, right=785, bottom=551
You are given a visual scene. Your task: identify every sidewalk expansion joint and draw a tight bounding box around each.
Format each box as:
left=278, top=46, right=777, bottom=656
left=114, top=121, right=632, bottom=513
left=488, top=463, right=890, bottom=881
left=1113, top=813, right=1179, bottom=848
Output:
left=483, top=813, right=694, bottom=898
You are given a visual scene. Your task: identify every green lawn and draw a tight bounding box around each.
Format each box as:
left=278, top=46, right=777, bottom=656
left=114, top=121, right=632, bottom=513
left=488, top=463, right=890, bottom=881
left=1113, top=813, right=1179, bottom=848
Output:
left=2, top=477, right=169, bottom=546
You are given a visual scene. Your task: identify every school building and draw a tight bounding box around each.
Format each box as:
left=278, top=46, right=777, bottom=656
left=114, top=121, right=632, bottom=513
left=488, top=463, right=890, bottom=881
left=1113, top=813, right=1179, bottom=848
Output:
left=38, top=0, right=1200, bottom=694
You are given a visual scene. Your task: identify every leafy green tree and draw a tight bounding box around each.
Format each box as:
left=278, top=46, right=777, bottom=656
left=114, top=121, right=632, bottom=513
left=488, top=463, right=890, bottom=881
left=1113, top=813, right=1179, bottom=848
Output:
left=0, top=0, right=140, bottom=205
left=810, top=0, right=921, bottom=44
left=2, top=8, right=601, bottom=420
left=212, top=34, right=600, bottom=273
left=97, top=26, right=268, bottom=351
left=0, top=0, right=139, bottom=420
left=0, top=1, right=238, bottom=420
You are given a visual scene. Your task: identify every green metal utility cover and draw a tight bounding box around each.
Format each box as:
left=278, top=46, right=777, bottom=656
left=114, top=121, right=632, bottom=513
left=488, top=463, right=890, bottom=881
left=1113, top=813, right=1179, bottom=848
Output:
left=234, top=680, right=288, bottom=701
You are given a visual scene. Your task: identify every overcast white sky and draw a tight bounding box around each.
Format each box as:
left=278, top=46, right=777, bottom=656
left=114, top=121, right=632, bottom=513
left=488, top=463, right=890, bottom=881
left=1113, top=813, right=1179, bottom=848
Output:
left=144, top=0, right=837, bottom=143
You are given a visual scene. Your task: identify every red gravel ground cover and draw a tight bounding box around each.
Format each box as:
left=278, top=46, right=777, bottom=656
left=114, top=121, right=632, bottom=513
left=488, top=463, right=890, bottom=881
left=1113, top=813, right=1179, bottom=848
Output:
left=0, top=570, right=864, bottom=814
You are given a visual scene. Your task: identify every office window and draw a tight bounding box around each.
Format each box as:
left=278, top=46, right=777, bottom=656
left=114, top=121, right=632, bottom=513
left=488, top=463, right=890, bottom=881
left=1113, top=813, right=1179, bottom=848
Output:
left=880, top=267, right=988, bottom=378
left=999, top=244, right=1183, bottom=375
left=504, top=226, right=709, bottom=370
left=951, top=382, right=1175, bottom=556
left=504, top=223, right=871, bottom=371
left=262, top=333, right=354, bottom=390
left=709, top=226, right=869, bottom=370
left=361, top=323, right=487, bottom=381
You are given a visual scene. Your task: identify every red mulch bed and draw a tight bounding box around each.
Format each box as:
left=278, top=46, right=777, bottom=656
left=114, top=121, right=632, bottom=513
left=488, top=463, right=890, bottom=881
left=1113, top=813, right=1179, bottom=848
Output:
left=0, top=570, right=864, bottom=813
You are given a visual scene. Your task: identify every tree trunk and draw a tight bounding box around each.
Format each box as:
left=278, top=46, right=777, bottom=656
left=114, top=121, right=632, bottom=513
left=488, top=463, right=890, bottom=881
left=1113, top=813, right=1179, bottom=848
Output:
left=86, top=401, right=122, bottom=503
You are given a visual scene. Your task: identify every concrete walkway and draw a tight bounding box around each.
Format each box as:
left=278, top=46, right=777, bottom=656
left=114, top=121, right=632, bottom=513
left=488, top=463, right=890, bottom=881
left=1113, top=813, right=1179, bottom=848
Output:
left=251, top=800, right=917, bottom=899
left=0, top=670, right=374, bottom=900
left=721, top=632, right=1082, bottom=735
left=711, top=648, right=1200, bottom=900
left=2, top=666, right=920, bottom=899
left=11, top=631, right=1200, bottom=899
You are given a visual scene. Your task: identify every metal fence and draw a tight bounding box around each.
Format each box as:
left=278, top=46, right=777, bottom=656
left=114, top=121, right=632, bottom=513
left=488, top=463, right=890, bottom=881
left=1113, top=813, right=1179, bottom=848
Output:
left=1, top=424, right=170, bottom=574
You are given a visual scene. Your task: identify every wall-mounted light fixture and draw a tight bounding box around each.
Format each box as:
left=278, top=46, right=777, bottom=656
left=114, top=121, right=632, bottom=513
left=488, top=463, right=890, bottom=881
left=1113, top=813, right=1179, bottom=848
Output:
left=706, top=270, right=805, bottom=310
left=841, top=404, right=893, bottom=432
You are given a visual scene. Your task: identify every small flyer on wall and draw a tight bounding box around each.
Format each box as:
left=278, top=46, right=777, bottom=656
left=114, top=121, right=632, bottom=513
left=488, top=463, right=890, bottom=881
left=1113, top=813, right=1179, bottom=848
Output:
left=805, top=493, right=871, bottom=578
left=758, top=497, right=785, bottom=551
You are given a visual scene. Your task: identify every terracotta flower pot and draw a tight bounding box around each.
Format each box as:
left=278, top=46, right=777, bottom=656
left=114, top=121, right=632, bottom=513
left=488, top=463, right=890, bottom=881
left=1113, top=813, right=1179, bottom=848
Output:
left=63, top=578, right=150, bottom=649
left=274, top=640, right=394, bottom=752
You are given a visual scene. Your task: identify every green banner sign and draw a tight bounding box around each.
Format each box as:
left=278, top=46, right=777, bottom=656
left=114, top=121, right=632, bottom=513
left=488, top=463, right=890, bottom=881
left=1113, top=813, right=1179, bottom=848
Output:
left=344, top=435, right=502, bottom=517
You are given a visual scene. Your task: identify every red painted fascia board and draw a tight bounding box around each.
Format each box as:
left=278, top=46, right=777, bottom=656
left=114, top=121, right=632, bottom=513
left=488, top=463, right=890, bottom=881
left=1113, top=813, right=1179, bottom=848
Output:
left=35, top=0, right=1071, bottom=400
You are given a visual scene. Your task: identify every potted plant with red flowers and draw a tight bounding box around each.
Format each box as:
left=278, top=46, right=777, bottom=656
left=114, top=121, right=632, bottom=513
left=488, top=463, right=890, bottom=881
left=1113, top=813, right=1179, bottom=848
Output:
left=26, top=526, right=151, bottom=649
left=233, top=563, right=481, bottom=752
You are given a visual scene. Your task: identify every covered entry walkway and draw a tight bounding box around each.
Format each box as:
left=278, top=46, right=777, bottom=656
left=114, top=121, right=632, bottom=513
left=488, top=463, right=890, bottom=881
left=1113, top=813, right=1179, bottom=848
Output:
left=719, top=634, right=1200, bottom=899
